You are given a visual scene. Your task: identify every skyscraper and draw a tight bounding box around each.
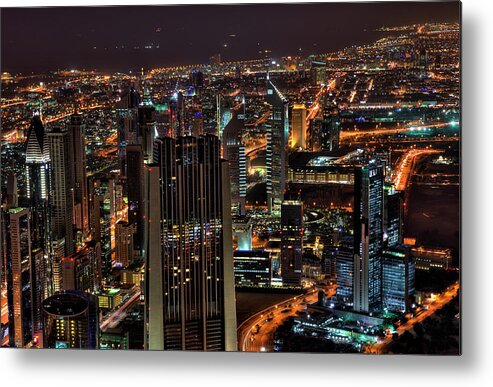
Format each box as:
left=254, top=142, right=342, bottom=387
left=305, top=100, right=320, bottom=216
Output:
left=145, top=135, right=237, bottom=351
left=222, top=109, right=247, bottom=215
left=25, top=114, right=51, bottom=254
left=321, top=101, right=340, bottom=151
left=126, top=145, right=144, bottom=252
left=48, top=128, right=74, bottom=257
left=42, top=290, right=99, bottom=349
left=266, top=78, right=289, bottom=213
left=382, top=246, right=415, bottom=313
left=67, top=113, right=89, bottom=240
left=335, top=236, right=354, bottom=303
left=3, top=207, right=33, bottom=347
left=280, top=200, right=304, bottom=288
left=353, top=164, right=384, bottom=313
left=115, top=220, right=135, bottom=268
left=291, top=104, right=307, bottom=149
left=384, top=183, right=403, bottom=247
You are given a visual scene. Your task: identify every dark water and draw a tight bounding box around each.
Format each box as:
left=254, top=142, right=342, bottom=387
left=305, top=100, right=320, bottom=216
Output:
left=404, top=184, right=460, bottom=256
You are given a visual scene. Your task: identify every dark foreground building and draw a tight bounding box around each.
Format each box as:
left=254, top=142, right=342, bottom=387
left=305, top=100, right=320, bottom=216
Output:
left=42, top=290, right=99, bottom=349
left=145, top=135, right=237, bottom=351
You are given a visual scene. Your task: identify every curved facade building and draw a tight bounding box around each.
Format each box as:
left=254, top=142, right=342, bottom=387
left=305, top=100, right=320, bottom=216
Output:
left=42, top=291, right=99, bottom=349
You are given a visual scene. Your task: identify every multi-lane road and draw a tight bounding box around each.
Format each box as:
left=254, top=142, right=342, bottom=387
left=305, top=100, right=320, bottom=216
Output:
left=238, top=286, right=336, bottom=352
left=100, top=289, right=141, bottom=332
left=367, top=281, right=460, bottom=354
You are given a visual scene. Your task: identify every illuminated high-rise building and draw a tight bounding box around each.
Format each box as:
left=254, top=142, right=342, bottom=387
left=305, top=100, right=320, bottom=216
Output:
left=145, top=135, right=237, bottom=351
left=42, top=290, right=99, bottom=349
left=265, top=78, right=289, bottom=213
left=138, top=106, right=157, bottom=163
left=89, top=175, right=115, bottom=281
left=48, top=128, right=74, bottom=257
left=291, top=104, right=307, bottom=149
left=335, top=236, right=354, bottom=303
left=25, top=114, right=51, bottom=254
left=115, top=221, right=135, bottom=268
left=321, top=100, right=340, bottom=151
left=382, top=246, right=415, bottom=313
left=126, top=144, right=144, bottom=252
left=222, top=109, right=247, bottom=215
left=67, top=113, right=89, bottom=240
left=61, top=244, right=99, bottom=293
left=384, top=183, right=403, bottom=247
left=3, top=207, right=33, bottom=347
left=353, top=164, right=384, bottom=313
left=280, top=200, right=304, bottom=287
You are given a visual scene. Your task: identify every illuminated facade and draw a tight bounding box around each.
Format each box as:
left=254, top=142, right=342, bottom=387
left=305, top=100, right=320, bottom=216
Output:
left=3, top=207, right=33, bottom=348
left=48, top=128, right=74, bottom=257
left=280, top=200, right=304, bottom=287
left=291, top=104, right=307, bottom=149
left=266, top=78, right=289, bottom=213
left=146, top=135, right=237, bottom=351
left=233, top=250, right=271, bottom=288
left=382, top=246, right=415, bottom=313
left=42, top=291, right=99, bottom=349
left=353, top=164, right=384, bottom=313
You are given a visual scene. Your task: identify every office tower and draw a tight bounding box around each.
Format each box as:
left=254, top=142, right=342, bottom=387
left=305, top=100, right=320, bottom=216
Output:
left=384, top=183, right=403, bottom=247
left=321, top=101, right=340, bottom=151
left=382, top=246, right=415, bottom=313
left=61, top=245, right=98, bottom=293
left=6, top=173, right=18, bottom=207
left=138, top=106, right=157, bottom=162
left=266, top=78, right=289, bottom=213
left=126, top=145, right=144, bottom=251
left=170, top=91, right=185, bottom=138
left=222, top=111, right=247, bottom=215
left=68, top=113, right=89, bottom=240
left=116, top=87, right=140, bottom=172
left=25, top=114, right=51, bottom=253
left=31, top=247, right=46, bottom=340
left=307, top=114, right=323, bottom=151
left=310, top=60, right=327, bottom=86
left=216, top=94, right=232, bottom=143
left=115, top=221, right=135, bottom=268
left=353, top=164, right=384, bottom=313
left=233, top=250, right=271, bottom=288
left=291, top=104, right=307, bottom=149
left=336, top=236, right=354, bottom=302
left=48, top=128, right=74, bottom=256
left=146, top=135, right=237, bottom=351
left=3, top=207, right=32, bottom=347
left=89, top=175, right=115, bottom=281
left=280, top=200, right=304, bottom=287
left=42, top=290, right=99, bottom=349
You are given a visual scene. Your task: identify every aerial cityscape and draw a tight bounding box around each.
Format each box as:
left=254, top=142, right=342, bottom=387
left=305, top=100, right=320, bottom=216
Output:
left=0, top=3, right=460, bottom=353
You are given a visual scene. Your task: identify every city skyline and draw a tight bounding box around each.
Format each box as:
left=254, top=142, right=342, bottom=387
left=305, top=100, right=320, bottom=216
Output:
left=1, top=2, right=460, bottom=354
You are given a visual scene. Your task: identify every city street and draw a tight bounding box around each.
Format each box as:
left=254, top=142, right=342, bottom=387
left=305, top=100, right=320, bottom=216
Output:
left=238, top=286, right=336, bottom=352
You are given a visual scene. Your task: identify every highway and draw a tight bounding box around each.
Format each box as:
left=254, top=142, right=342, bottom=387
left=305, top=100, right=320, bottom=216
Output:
left=392, top=148, right=442, bottom=190
left=340, top=121, right=459, bottom=141
left=238, top=286, right=336, bottom=352
left=367, top=281, right=460, bottom=354
left=100, top=289, right=141, bottom=332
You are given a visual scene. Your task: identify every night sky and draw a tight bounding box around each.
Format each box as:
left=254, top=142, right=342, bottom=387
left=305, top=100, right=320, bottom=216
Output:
left=1, top=2, right=460, bottom=73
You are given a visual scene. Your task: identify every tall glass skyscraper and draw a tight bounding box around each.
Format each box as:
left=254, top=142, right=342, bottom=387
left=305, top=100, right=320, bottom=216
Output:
left=145, top=135, right=236, bottom=351
left=353, top=163, right=384, bottom=313
left=265, top=78, right=289, bottom=213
